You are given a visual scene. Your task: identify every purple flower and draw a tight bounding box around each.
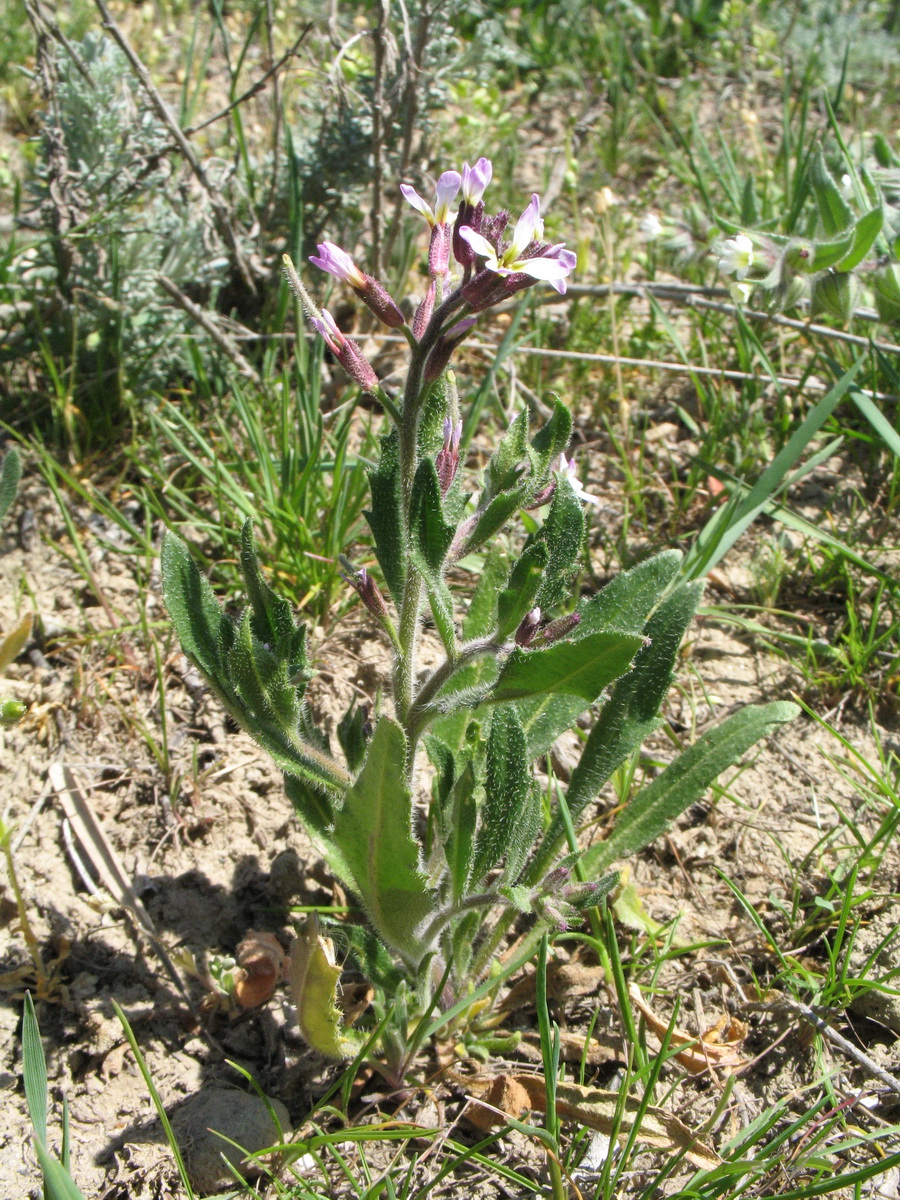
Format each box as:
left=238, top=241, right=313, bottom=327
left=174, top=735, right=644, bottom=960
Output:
left=461, top=157, right=492, bottom=205
left=309, top=242, right=367, bottom=288
left=309, top=241, right=405, bottom=328
left=435, top=417, right=463, bottom=494
left=459, top=193, right=574, bottom=295
left=400, top=170, right=462, bottom=227
left=312, top=310, right=378, bottom=392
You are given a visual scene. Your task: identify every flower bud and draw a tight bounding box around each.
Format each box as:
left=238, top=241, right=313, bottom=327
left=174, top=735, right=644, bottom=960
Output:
left=341, top=560, right=389, bottom=621
left=413, top=282, right=436, bottom=341
left=313, top=311, right=378, bottom=392
left=515, top=607, right=542, bottom=648
left=424, top=318, right=476, bottom=384
left=435, top=417, right=463, bottom=493
left=539, top=612, right=581, bottom=644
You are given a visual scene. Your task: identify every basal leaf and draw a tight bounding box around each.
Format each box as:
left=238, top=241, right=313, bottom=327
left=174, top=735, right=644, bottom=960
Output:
left=581, top=701, right=799, bottom=877
left=331, top=717, right=433, bottom=958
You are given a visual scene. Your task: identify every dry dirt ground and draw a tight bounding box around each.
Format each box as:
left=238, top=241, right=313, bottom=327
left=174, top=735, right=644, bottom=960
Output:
left=1, top=467, right=899, bottom=1198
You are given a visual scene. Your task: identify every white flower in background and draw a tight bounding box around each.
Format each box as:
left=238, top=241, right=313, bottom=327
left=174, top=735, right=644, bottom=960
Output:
left=718, top=233, right=754, bottom=280
left=639, top=213, right=664, bottom=242
left=840, top=173, right=853, bottom=198
left=555, top=453, right=602, bottom=506
left=729, top=281, right=753, bottom=305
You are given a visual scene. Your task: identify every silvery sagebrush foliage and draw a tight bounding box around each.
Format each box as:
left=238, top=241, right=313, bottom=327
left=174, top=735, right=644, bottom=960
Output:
left=20, top=33, right=239, bottom=393
left=163, top=159, right=797, bottom=1076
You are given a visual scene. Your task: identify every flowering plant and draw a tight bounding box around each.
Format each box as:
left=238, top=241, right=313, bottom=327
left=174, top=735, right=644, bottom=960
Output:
left=162, top=161, right=796, bottom=1077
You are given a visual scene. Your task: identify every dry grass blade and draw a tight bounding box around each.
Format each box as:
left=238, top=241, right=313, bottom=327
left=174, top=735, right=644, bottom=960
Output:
left=466, top=1072, right=721, bottom=1170
left=627, top=983, right=749, bottom=1075
left=48, top=762, right=192, bottom=1006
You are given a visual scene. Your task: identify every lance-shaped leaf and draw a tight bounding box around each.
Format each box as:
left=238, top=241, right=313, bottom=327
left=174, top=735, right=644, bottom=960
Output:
left=517, top=551, right=685, bottom=759
left=331, top=717, right=434, bottom=958
left=810, top=149, right=853, bottom=236
left=445, top=759, right=478, bottom=903
left=240, top=521, right=309, bottom=685
left=410, top=457, right=456, bottom=582
left=530, top=398, right=572, bottom=478
left=460, top=488, right=528, bottom=558
left=493, top=630, right=643, bottom=704
left=163, top=531, right=347, bottom=797
left=161, top=530, right=233, bottom=688
left=581, top=701, right=799, bottom=877
left=364, top=429, right=405, bottom=604
left=487, top=409, right=529, bottom=496
left=0, top=447, right=21, bottom=526
left=838, top=205, right=884, bottom=271
left=568, top=581, right=704, bottom=817
left=462, top=545, right=508, bottom=640
left=534, top=479, right=584, bottom=611
left=577, top=549, right=682, bottom=635
left=497, top=543, right=549, bottom=639
left=472, top=707, right=535, bottom=883
left=527, top=580, right=704, bottom=884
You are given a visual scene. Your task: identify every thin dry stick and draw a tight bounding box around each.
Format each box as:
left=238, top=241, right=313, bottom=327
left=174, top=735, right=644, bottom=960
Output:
left=183, top=26, right=311, bottom=136
left=565, top=283, right=896, bottom=353
left=93, top=0, right=257, bottom=293
left=157, top=275, right=261, bottom=383
left=363, top=332, right=900, bottom=402
left=370, top=0, right=389, bottom=280
left=781, top=999, right=900, bottom=1095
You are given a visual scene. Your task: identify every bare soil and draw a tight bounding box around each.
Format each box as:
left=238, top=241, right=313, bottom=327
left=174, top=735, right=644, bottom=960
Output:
left=1, top=465, right=899, bottom=1198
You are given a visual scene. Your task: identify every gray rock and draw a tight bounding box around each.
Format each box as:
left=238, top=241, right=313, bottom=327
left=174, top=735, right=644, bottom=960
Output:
left=170, top=1086, right=291, bottom=1195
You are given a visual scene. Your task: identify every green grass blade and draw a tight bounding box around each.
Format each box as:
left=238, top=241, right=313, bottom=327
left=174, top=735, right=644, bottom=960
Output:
left=22, top=992, right=48, bottom=1145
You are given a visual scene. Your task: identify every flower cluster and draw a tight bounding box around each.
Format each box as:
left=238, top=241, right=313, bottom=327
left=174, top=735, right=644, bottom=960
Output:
left=303, top=157, right=576, bottom=395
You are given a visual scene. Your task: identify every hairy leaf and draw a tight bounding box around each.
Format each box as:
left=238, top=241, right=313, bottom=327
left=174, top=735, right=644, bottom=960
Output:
left=581, top=701, right=799, bottom=877
left=533, top=479, right=584, bottom=611
left=497, top=543, right=549, bottom=639
left=0, top=448, right=21, bottom=527
left=472, top=707, right=534, bottom=882
left=410, top=458, right=456, bottom=582
left=493, top=631, right=643, bottom=703
left=331, top=718, right=433, bottom=958
left=364, top=429, right=405, bottom=604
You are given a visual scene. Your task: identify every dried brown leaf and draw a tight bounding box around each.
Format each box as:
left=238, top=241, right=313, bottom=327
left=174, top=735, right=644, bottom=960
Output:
left=627, top=983, right=748, bottom=1075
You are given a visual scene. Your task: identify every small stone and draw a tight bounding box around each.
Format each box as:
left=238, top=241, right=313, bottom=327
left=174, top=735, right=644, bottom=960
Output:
left=170, top=1086, right=291, bottom=1194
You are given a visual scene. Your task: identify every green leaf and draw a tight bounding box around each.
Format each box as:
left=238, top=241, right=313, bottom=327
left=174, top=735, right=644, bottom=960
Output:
left=461, top=488, right=527, bottom=557
left=0, top=612, right=33, bottom=673
left=0, top=447, right=21, bottom=526
left=337, top=700, right=370, bottom=773
left=809, top=229, right=856, bottom=271
left=581, top=701, right=800, bottom=877
left=837, top=206, right=884, bottom=271
left=239, top=521, right=309, bottom=682
left=810, top=149, right=853, bottom=236
left=497, top=543, right=549, bottom=639
left=527, top=581, right=703, bottom=884
left=22, top=992, right=47, bottom=1145
left=577, top=550, right=682, bottom=636
left=445, top=760, right=478, bottom=903
left=534, top=479, right=584, bottom=611
left=427, top=577, right=458, bottom=659
left=740, top=175, right=760, bottom=226
left=493, top=630, right=643, bottom=704
left=331, top=718, right=433, bottom=958
left=567, top=582, right=704, bottom=820
left=231, top=609, right=301, bottom=730
left=488, top=409, right=529, bottom=496
left=530, top=399, right=573, bottom=476
left=472, top=708, right=535, bottom=882
left=364, top=430, right=406, bottom=604
left=161, top=531, right=232, bottom=685
left=410, top=458, right=455, bottom=582
left=33, top=1143, right=89, bottom=1200
left=462, top=546, right=508, bottom=640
